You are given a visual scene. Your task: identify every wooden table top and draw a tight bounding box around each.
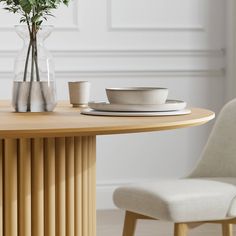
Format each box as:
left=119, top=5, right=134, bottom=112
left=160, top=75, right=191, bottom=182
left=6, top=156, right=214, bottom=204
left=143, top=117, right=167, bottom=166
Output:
left=0, top=101, right=215, bottom=138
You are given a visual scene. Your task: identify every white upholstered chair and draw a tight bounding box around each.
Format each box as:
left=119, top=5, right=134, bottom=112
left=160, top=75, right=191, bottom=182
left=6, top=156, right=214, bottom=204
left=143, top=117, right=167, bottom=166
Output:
left=113, top=99, right=236, bottom=236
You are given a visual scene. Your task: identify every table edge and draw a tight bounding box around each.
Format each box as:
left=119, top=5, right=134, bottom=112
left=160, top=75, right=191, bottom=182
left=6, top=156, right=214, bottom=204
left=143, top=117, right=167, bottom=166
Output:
left=0, top=112, right=215, bottom=139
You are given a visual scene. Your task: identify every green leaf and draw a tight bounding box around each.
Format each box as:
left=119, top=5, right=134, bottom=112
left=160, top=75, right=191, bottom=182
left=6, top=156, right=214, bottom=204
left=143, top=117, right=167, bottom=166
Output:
left=1, top=0, right=72, bottom=26
left=20, top=17, right=26, bottom=23
left=31, top=14, right=41, bottom=22
left=28, top=0, right=35, bottom=5
left=36, top=20, right=43, bottom=26
left=13, top=0, right=19, bottom=5
left=63, top=0, right=69, bottom=6
left=19, top=0, right=31, bottom=13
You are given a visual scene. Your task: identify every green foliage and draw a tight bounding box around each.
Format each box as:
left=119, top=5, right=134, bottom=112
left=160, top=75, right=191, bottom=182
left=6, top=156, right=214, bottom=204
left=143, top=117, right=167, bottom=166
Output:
left=0, top=0, right=70, bottom=32
left=0, top=0, right=71, bottom=84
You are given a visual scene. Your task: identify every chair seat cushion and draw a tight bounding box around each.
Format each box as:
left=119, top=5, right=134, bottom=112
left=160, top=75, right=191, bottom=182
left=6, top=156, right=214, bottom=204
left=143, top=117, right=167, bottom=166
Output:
left=113, top=178, right=236, bottom=222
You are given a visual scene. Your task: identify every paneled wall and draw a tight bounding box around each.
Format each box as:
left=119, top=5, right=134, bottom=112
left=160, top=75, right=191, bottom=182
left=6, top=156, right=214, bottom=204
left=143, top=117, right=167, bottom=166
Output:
left=0, top=0, right=225, bottom=215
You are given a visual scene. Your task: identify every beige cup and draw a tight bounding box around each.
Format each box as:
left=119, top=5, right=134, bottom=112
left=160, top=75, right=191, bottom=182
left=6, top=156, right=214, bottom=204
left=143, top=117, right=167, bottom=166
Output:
left=68, top=81, right=90, bottom=107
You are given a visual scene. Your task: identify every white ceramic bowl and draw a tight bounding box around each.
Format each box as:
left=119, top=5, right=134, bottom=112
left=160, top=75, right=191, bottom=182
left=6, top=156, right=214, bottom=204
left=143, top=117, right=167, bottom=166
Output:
left=106, top=87, right=168, bottom=105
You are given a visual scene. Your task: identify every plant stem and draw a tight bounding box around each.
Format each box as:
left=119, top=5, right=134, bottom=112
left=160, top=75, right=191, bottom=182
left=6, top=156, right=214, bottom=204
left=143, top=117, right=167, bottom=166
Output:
left=34, top=38, right=40, bottom=82
left=24, top=14, right=32, bottom=82
left=30, top=40, right=35, bottom=83
left=30, top=22, right=36, bottom=83
left=25, top=17, right=48, bottom=111
left=33, top=36, right=47, bottom=111
left=23, top=41, right=31, bottom=82
left=27, top=22, right=36, bottom=112
left=25, top=14, right=32, bottom=35
left=27, top=39, right=34, bottom=111
left=15, top=15, right=32, bottom=111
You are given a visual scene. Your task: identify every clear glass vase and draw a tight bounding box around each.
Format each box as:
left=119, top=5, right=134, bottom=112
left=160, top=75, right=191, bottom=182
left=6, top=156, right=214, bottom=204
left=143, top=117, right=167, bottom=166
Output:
left=12, top=25, right=57, bottom=112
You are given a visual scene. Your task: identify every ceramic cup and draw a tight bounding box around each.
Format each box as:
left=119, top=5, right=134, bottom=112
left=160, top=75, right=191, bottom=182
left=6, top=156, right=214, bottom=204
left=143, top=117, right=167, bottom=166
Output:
left=68, top=81, right=90, bottom=107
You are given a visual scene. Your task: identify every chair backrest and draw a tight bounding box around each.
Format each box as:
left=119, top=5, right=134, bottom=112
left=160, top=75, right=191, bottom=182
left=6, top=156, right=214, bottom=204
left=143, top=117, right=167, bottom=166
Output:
left=190, top=99, right=236, bottom=178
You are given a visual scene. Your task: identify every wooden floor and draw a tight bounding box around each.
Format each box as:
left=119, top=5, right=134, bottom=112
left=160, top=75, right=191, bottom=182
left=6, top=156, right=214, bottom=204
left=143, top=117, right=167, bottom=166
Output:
left=97, top=210, right=236, bottom=236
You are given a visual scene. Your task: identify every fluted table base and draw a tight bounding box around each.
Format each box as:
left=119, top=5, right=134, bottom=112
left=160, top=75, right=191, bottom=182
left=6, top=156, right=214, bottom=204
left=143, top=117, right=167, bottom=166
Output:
left=0, top=136, right=96, bottom=236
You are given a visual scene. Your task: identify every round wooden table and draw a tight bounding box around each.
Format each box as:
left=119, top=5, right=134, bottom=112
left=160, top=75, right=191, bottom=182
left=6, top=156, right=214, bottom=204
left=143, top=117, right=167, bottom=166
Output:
left=0, top=101, right=215, bottom=236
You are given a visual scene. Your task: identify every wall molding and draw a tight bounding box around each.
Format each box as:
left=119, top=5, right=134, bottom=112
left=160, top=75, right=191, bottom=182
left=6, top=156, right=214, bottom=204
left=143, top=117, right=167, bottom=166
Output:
left=0, top=69, right=225, bottom=79
left=107, top=0, right=205, bottom=32
left=57, top=69, right=224, bottom=78
left=55, top=49, right=224, bottom=58
left=0, top=49, right=225, bottom=78
left=0, top=49, right=225, bottom=58
left=0, top=25, right=80, bottom=32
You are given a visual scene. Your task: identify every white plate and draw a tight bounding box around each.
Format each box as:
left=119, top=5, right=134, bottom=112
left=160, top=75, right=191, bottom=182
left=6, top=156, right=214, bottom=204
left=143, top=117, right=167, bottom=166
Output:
left=88, top=100, right=186, bottom=112
left=81, top=109, right=191, bottom=117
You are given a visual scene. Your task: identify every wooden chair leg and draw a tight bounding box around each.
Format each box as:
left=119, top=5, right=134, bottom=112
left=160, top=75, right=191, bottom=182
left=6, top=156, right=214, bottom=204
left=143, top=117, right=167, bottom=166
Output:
left=222, top=223, right=233, bottom=236
left=122, top=211, right=138, bottom=236
left=174, top=223, right=188, bottom=236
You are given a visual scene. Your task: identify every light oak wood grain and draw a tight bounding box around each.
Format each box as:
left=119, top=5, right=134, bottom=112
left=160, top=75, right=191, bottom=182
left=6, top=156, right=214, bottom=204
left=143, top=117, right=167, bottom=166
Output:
left=90, top=136, right=96, bottom=236
left=122, top=211, right=138, bottom=236
left=55, top=138, right=66, bottom=236
left=44, top=138, right=56, bottom=236
left=222, top=223, right=233, bottom=236
left=0, top=101, right=214, bottom=138
left=4, top=139, right=18, bottom=236
left=1, top=135, right=97, bottom=236
left=32, top=138, right=44, bottom=236
left=19, top=139, right=31, bottom=236
left=174, top=223, right=188, bottom=236
left=66, top=137, right=75, bottom=236
left=82, top=137, right=89, bottom=236
left=75, top=137, right=83, bottom=236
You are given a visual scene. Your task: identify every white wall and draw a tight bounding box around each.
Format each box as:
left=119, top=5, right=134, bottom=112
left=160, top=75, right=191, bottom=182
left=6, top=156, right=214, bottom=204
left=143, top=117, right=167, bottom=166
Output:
left=226, top=0, right=236, bottom=101
left=0, top=0, right=226, bottom=235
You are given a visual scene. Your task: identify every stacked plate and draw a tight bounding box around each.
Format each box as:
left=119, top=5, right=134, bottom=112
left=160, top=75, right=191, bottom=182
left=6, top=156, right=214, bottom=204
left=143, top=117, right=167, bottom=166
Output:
left=82, top=87, right=190, bottom=117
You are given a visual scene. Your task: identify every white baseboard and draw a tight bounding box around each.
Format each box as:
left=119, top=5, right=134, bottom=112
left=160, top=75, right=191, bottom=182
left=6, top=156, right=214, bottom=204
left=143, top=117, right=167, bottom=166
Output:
left=97, top=209, right=235, bottom=236
left=97, top=182, right=122, bottom=209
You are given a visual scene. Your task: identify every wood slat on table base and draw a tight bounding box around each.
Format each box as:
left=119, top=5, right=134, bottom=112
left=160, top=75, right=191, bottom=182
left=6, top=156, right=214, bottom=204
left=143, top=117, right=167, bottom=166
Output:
left=55, top=138, right=66, bottom=236
left=82, top=137, right=89, bottom=236
left=75, top=137, right=83, bottom=236
left=4, top=139, right=18, bottom=236
left=0, top=135, right=96, bottom=236
left=19, top=139, right=31, bottom=236
left=44, top=138, right=56, bottom=236
left=91, top=136, right=96, bottom=236
left=32, top=138, right=44, bottom=236
left=66, top=137, right=75, bottom=236
left=88, top=136, right=96, bottom=236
